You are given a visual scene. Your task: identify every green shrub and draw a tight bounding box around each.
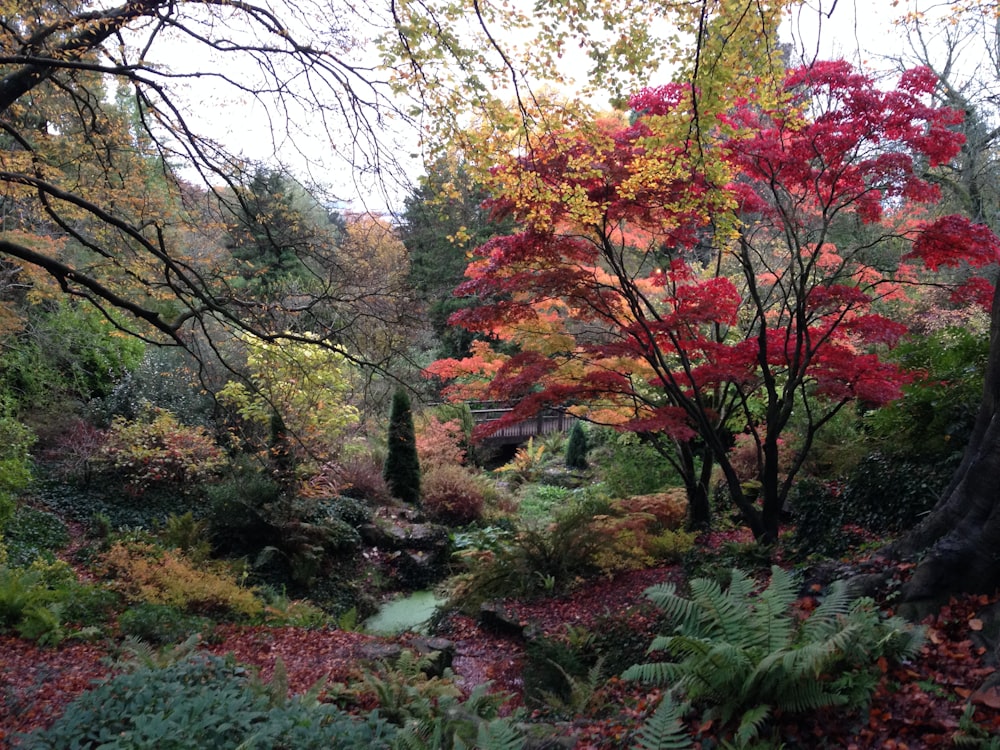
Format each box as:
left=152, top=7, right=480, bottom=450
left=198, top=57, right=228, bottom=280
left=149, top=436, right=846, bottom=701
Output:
left=596, top=434, right=680, bottom=497
left=349, top=649, right=522, bottom=746
left=89, top=347, right=215, bottom=429
left=624, top=566, right=924, bottom=748
left=160, top=511, right=212, bottom=563
left=517, top=484, right=573, bottom=521
left=207, top=471, right=365, bottom=593
left=3, top=506, right=70, bottom=568
left=118, top=602, right=212, bottom=645
left=0, top=302, right=143, bottom=412
left=866, top=326, right=987, bottom=464
left=421, top=464, right=485, bottom=525
left=564, top=421, right=589, bottom=469
left=0, top=559, right=93, bottom=645
left=840, top=452, right=950, bottom=535
left=0, top=415, right=34, bottom=535
left=17, top=653, right=397, bottom=749
left=321, top=495, right=374, bottom=526
left=449, top=504, right=606, bottom=610
left=383, top=388, right=421, bottom=504
left=522, top=632, right=592, bottom=711
left=788, top=478, right=864, bottom=559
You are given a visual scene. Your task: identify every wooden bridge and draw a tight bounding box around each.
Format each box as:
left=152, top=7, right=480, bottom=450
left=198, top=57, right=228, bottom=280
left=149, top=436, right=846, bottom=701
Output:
left=467, top=401, right=577, bottom=445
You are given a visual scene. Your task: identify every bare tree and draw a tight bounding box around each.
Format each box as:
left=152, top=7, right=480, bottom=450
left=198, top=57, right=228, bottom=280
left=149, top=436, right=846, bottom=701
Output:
left=0, top=0, right=414, bottom=366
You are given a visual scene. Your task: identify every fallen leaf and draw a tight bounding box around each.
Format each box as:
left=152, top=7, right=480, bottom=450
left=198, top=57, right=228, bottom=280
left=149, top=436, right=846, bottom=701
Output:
left=969, top=618, right=984, bottom=631
left=971, top=685, right=1000, bottom=709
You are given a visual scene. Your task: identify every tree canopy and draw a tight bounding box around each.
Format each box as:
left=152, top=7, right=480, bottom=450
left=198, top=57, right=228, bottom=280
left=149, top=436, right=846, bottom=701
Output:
left=427, top=61, right=1000, bottom=541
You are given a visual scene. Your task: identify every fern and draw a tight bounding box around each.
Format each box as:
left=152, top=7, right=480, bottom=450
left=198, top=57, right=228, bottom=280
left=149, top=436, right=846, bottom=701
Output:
left=625, top=565, right=925, bottom=749
left=631, top=690, right=693, bottom=750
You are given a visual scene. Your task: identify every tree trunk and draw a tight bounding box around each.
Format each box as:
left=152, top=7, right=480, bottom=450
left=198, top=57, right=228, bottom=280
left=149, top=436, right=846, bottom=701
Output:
left=897, top=281, right=1000, bottom=604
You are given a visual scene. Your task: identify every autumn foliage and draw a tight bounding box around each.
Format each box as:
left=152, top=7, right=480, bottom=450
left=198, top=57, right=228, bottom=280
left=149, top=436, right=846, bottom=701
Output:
left=427, top=61, right=1000, bottom=541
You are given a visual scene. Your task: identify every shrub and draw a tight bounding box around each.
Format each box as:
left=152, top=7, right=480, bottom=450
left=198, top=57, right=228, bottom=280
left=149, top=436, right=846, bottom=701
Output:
left=160, top=511, right=212, bottom=563
left=496, top=437, right=546, bottom=484
left=0, top=559, right=101, bottom=645
left=96, top=541, right=262, bottom=619
left=42, top=419, right=105, bottom=485
left=789, top=478, right=865, bottom=559
left=416, top=415, right=467, bottom=468
left=866, top=326, right=987, bottom=464
left=589, top=499, right=697, bottom=576
left=613, top=491, right=688, bottom=530
left=840, top=452, right=950, bottom=535
left=421, top=464, right=485, bottom=526
left=17, top=652, right=397, bottom=749
left=89, top=347, right=215, bottom=429
left=517, top=484, right=573, bottom=521
left=321, top=495, right=373, bottom=527
left=624, top=566, right=924, bottom=747
left=217, top=333, right=361, bottom=466
left=382, top=388, right=421, bottom=504
left=118, top=602, right=211, bottom=645
left=448, top=504, right=606, bottom=610
left=95, top=409, right=225, bottom=496
left=3, top=506, right=70, bottom=568
left=0, top=415, right=34, bottom=533
left=597, top=435, right=680, bottom=497
left=564, top=421, right=589, bottom=469
left=336, top=453, right=393, bottom=503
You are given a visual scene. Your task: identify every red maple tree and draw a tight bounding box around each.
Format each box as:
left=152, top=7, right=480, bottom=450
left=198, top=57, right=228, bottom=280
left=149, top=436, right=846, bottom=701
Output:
left=427, top=61, right=1000, bottom=542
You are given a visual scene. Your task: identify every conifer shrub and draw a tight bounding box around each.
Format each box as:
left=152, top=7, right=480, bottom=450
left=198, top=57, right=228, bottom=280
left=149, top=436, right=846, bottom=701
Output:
left=421, top=464, right=485, bottom=526
left=564, top=421, right=589, bottom=469
left=383, top=388, right=421, bottom=504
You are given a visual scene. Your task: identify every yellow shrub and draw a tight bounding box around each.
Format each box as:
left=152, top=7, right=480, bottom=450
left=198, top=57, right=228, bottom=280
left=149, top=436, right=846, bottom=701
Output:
left=647, top=527, right=698, bottom=562
left=97, top=542, right=262, bottom=619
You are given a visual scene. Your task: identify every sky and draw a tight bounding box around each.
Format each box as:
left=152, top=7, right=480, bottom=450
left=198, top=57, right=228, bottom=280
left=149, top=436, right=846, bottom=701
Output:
left=154, top=0, right=936, bottom=217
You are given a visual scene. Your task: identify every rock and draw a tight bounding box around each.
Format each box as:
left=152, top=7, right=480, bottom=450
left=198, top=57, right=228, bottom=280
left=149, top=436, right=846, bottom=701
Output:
left=479, top=601, right=530, bottom=638
left=411, top=636, right=456, bottom=677
left=359, top=521, right=449, bottom=552
left=358, top=642, right=404, bottom=664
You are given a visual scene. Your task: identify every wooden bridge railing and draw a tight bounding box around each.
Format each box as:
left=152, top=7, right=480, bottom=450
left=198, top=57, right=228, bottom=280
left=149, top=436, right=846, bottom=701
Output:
left=466, top=401, right=576, bottom=445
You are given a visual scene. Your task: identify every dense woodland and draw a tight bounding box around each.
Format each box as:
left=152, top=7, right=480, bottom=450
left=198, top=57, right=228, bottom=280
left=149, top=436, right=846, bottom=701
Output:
left=4, top=0, right=1000, bottom=747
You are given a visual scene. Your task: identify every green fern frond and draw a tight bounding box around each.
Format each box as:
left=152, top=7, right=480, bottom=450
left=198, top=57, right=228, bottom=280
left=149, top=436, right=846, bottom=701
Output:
left=467, top=719, right=525, bottom=750
left=733, top=703, right=772, bottom=747
left=799, top=579, right=852, bottom=642
left=622, top=660, right=685, bottom=687
left=752, top=566, right=798, bottom=652
left=644, top=582, right=700, bottom=630
left=632, top=690, right=693, bottom=750
left=687, top=572, right=754, bottom=645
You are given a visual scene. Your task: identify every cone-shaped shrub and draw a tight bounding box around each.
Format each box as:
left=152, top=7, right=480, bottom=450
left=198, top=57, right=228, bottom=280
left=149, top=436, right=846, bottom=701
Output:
left=565, top=421, right=589, bottom=470
left=383, top=388, right=421, bottom=504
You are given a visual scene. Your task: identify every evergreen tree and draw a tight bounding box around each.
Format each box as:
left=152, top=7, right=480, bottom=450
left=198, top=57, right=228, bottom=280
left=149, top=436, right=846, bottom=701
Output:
left=565, top=421, right=589, bottom=470
left=383, top=388, right=421, bottom=504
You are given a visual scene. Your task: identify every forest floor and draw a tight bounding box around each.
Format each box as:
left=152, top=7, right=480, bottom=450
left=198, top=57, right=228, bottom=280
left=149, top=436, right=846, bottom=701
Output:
left=2, top=532, right=1000, bottom=748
